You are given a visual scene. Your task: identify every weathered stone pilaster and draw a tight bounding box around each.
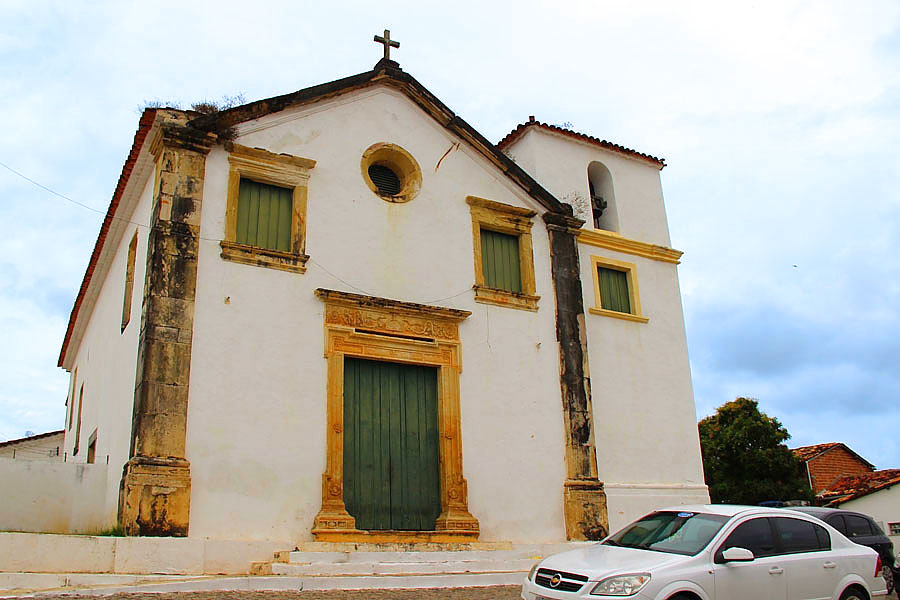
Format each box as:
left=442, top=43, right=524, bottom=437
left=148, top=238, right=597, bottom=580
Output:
left=120, top=119, right=215, bottom=536
left=544, top=212, right=608, bottom=540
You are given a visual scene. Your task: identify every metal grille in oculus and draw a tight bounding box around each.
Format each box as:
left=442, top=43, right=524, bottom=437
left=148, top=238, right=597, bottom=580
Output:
left=368, top=164, right=402, bottom=196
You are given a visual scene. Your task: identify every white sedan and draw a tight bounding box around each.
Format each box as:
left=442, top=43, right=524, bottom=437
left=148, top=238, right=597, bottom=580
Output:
left=521, top=504, right=887, bottom=600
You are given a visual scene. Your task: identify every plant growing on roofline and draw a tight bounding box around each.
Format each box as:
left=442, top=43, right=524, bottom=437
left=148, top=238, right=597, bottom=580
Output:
left=698, top=397, right=813, bottom=505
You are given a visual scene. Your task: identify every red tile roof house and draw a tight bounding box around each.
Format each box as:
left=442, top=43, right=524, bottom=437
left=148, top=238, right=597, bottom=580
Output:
left=0, top=430, right=64, bottom=461
left=793, top=442, right=875, bottom=496
left=821, top=469, right=900, bottom=556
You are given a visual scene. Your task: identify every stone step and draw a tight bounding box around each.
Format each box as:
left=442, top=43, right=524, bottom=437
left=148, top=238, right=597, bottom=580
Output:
left=271, top=557, right=538, bottom=576
left=280, top=543, right=587, bottom=565
left=285, top=549, right=544, bottom=564
left=292, top=541, right=516, bottom=553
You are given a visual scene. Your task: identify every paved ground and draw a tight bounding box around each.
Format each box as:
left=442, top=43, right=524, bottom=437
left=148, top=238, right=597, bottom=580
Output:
left=31, top=588, right=523, bottom=599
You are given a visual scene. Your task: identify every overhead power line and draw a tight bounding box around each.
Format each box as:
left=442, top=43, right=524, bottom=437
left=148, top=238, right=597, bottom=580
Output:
left=0, top=158, right=476, bottom=307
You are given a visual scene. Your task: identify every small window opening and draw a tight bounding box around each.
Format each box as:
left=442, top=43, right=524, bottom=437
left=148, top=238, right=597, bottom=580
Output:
left=587, top=161, right=618, bottom=231
left=589, top=181, right=608, bottom=229
left=86, top=429, right=97, bottom=464
left=368, top=164, right=402, bottom=196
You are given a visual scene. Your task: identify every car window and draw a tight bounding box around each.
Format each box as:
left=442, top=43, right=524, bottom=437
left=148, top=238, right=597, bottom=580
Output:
left=774, top=517, right=828, bottom=553
left=604, top=511, right=729, bottom=556
left=720, top=518, right=778, bottom=558
left=845, top=515, right=875, bottom=538
left=826, top=515, right=847, bottom=535
left=814, top=523, right=831, bottom=550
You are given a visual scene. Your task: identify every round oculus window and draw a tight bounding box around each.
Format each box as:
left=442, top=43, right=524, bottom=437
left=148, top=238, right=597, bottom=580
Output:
left=360, top=143, right=422, bottom=203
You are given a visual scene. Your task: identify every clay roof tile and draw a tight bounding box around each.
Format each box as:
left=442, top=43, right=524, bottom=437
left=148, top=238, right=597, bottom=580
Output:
left=497, top=118, right=666, bottom=169
left=821, top=469, right=900, bottom=504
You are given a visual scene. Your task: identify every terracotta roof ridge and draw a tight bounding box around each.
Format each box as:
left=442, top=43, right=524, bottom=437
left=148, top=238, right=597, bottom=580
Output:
left=497, top=117, right=666, bottom=169
left=58, top=109, right=159, bottom=368
left=821, top=468, right=900, bottom=504
left=792, top=442, right=874, bottom=469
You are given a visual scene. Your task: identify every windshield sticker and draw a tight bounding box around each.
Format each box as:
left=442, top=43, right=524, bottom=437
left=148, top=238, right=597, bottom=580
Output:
left=677, top=512, right=695, bottom=518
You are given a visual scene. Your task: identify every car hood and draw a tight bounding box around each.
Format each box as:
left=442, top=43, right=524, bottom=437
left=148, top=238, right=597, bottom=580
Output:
left=539, top=543, right=689, bottom=581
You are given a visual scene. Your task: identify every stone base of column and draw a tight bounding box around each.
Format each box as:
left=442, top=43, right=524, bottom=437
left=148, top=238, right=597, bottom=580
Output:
left=120, top=456, right=191, bottom=537
left=435, top=506, right=480, bottom=538
left=563, top=478, right=608, bottom=541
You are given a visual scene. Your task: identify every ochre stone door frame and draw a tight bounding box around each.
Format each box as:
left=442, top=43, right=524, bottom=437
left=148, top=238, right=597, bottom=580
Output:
left=312, top=288, right=480, bottom=543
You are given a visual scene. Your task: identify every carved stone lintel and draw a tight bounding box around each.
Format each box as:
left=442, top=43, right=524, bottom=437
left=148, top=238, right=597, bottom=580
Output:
left=120, top=456, right=191, bottom=537
left=563, top=479, right=608, bottom=541
left=316, top=288, right=470, bottom=342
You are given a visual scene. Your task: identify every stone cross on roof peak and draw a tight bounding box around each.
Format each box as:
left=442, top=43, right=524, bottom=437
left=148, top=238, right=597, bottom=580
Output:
left=374, top=29, right=400, bottom=60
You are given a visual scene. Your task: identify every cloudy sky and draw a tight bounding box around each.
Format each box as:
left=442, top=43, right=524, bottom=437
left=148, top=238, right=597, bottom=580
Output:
left=1, top=1, right=898, bottom=469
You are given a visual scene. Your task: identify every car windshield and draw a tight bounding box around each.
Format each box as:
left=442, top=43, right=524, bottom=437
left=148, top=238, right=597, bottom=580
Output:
left=604, top=511, right=730, bottom=555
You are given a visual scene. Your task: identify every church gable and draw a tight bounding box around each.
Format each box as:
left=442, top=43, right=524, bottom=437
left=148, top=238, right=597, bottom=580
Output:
left=190, top=59, right=566, bottom=216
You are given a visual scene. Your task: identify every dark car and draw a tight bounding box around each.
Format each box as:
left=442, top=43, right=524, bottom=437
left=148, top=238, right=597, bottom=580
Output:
left=788, top=506, right=897, bottom=595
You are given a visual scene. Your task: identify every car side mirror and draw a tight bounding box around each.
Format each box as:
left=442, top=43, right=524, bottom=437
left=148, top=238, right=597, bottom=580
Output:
left=721, top=547, right=755, bottom=562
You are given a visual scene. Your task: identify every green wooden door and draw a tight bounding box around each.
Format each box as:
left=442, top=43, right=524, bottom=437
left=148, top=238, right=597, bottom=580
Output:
left=343, top=358, right=441, bottom=531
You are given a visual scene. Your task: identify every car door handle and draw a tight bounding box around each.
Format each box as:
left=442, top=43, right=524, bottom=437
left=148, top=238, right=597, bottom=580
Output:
left=769, top=567, right=784, bottom=575
left=823, top=562, right=837, bottom=569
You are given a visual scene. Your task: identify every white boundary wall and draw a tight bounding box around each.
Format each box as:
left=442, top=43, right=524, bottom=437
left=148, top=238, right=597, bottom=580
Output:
left=0, top=458, right=110, bottom=534
left=0, top=533, right=287, bottom=575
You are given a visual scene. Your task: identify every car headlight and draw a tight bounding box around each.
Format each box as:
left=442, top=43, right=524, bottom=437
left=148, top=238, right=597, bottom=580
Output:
left=590, top=573, right=651, bottom=596
left=528, top=562, right=540, bottom=581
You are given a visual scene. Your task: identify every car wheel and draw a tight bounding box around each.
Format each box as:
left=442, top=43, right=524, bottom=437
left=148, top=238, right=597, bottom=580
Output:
left=839, top=586, right=869, bottom=600
left=884, top=564, right=894, bottom=595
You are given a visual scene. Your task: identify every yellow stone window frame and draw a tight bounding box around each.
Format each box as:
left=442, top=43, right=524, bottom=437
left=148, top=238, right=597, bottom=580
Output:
left=589, top=255, right=649, bottom=323
left=466, top=196, right=540, bottom=311
left=312, top=288, right=480, bottom=543
left=220, top=143, right=316, bottom=274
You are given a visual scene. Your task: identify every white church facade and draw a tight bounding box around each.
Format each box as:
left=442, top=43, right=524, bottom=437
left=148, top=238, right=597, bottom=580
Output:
left=56, top=53, right=707, bottom=545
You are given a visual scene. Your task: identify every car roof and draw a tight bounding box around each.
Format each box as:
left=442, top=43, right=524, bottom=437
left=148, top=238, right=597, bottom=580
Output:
left=785, top=506, right=836, bottom=516
left=657, top=504, right=772, bottom=518
left=786, top=506, right=872, bottom=519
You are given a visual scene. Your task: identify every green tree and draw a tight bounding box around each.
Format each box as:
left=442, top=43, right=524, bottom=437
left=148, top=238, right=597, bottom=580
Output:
left=699, top=397, right=812, bottom=505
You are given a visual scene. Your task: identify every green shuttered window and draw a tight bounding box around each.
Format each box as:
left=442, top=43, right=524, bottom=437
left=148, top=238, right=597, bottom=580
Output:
left=236, top=178, right=292, bottom=252
left=343, top=358, right=441, bottom=531
left=480, top=229, right=522, bottom=293
left=598, top=266, right=632, bottom=314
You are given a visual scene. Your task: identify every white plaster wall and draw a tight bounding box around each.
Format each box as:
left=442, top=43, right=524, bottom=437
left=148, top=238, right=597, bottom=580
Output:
left=604, top=485, right=711, bottom=534
left=187, top=87, right=568, bottom=543
left=505, top=128, right=671, bottom=246
left=0, top=459, right=109, bottom=533
left=0, top=532, right=288, bottom=575
left=63, top=174, right=155, bottom=525
left=578, top=247, right=708, bottom=529
left=839, top=486, right=900, bottom=560
left=0, top=433, right=63, bottom=461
